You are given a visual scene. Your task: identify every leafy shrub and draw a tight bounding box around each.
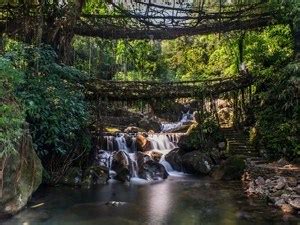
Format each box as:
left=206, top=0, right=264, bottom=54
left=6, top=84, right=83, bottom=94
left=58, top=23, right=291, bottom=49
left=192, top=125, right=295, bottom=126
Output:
left=9, top=45, right=91, bottom=158
left=0, top=57, right=25, bottom=157
left=253, top=62, right=300, bottom=159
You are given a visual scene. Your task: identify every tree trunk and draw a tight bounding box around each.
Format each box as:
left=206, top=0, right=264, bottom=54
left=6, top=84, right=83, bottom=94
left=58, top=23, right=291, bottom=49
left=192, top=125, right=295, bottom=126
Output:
left=43, top=0, right=85, bottom=65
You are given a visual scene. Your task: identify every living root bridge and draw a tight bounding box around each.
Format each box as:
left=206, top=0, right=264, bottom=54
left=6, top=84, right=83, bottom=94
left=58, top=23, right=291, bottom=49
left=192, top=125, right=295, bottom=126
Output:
left=85, top=75, right=253, bottom=101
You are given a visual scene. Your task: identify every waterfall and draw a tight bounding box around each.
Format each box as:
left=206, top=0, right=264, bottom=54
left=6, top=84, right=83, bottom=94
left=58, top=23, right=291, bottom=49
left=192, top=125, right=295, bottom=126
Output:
left=98, top=131, right=184, bottom=181
left=106, top=136, right=115, bottom=151
left=161, top=110, right=194, bottom=132
left=147, top=133, right=178, bottom=153
left=128, top=153, right=138, bottom=177
left=115, top=134, right=130, bottom=152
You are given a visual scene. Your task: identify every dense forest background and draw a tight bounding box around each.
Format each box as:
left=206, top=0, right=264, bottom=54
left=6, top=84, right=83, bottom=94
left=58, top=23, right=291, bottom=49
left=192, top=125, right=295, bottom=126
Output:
left=0, top=1, right=299, bottom=182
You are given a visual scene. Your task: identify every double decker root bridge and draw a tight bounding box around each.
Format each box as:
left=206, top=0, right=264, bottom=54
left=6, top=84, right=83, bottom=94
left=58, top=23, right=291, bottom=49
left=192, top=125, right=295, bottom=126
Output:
left=0, top=1, right=281, bottom=41
left=86, top=74, right=253, bottom=101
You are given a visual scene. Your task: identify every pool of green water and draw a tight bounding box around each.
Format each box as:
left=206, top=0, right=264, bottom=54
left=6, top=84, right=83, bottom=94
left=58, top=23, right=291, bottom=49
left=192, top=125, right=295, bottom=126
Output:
left=2, top=175, right=300, bottom=225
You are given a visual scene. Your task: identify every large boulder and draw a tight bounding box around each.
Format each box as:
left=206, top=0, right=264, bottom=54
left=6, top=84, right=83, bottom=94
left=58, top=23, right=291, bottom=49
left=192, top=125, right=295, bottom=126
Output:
left=0, top=128, right=43, bottom=218
left=177, top=124, right=199, bottom=152
left=111, top=151, right=130, bottom=182
left=178, top=121, right=225, bottom=153
left=145, top=150, right=163, bottom=162
left=181, top=151, right=214, bottom=175
left=136, top=134, right=151, bottom=152
left=138, top=160, right=168, bottom=181
left=165, top=149, right=184, bottom=171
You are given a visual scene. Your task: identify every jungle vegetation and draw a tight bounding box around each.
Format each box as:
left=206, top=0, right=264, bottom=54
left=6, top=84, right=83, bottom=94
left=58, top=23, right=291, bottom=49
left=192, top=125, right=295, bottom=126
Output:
left=0, top=0, right=299, bottom=181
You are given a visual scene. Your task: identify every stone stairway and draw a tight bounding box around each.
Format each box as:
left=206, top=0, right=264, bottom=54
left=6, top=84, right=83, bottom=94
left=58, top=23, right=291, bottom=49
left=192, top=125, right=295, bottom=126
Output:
left=221, top=127, right=259, bottom=157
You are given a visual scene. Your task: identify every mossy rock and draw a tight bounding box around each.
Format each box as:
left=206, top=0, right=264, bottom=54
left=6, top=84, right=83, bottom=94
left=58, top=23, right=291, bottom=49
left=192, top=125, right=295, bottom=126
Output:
left=60, top=167, right=82, bottom=186
left=182, top=151, right=214, bottom=175
left=178, top=124, right=200, bottom=152
left=212, top=155, right=246, bottom=180
left=82, top=165, right=109, bottom=188
left=0, top=128, right=43, bottom=217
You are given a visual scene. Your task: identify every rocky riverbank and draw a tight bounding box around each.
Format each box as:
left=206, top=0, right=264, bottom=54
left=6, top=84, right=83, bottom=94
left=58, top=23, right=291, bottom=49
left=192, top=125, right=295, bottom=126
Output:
left=244, top=158, right=300, bottom=215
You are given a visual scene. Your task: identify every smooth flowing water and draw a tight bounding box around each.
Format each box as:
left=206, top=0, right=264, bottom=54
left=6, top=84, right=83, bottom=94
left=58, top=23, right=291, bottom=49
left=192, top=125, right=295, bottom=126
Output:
left=2, top=176, right=299, bottom=225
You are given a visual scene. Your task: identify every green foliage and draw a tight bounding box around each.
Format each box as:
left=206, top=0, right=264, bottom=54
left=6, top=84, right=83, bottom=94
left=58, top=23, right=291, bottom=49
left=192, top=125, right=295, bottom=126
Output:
left=8, top=45, right=91, bottom=157
left=253, top=62, right=300, bottom=159
left=73, top=36, right=118, bottom=79
left=161, top=35, right=238, bottom=80
left=183, top=114, right=224, bottom=151
left=72, top=23, right=296, bottom=161
left=0, top=57, right=25, bottom=157
left=114, top=40, right=169, bottom=81
left=244, top=25, right=293, bottom=75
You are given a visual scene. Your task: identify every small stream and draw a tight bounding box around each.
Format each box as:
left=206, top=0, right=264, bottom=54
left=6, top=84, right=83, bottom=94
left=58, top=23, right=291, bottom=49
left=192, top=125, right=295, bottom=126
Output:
left=2, top=176, right=299, bottom=225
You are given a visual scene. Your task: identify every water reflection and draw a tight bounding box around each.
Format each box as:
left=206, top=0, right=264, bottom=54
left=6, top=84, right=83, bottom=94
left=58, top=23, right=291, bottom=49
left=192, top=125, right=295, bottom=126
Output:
left=2, top=176, right=299, bottom=225
left=145, top=181, right=173, bottom=225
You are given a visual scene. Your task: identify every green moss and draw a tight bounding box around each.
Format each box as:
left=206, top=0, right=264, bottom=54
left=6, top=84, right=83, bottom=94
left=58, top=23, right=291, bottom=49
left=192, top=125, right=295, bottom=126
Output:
left=221, top=155, right=246, bottom=180
left=104, top=127, right=121, bottom=134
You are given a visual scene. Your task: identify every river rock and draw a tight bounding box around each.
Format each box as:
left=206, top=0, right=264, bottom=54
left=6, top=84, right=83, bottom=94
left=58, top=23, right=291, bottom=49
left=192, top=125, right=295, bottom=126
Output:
left=124, top=126, right=144, bottom=133
left=182, top=151, right=214, bottom=175
left=277, top=158, right=289, bottom=167
left=111, top=151, right=130, bottom=182
left=294, top=186, right=300, bottom=195
left=289, top=198, right=300, bottom=210
left=281, top=204, right=295, bottom=214
left=95, top=150, right=111, bottom=168
left=61, top=167, right=82, bottom=186
left=139, top=160, right=168, bottom=181
left=274, top=198, right=286, bottom=207
left=286, top=177, right=298, bottom=187
left=255, top=176, right=265, bottom=186
left=82, top=165, right=109, bottom=188
left=165, top=149, right=183, bottom=171
left=218, top=142, right=226, bottom=149
left=136, top=134, right=151, bottom=152
left=0, top=128, right=43, bottom=218
left=136, top=152, right=151, bottom=167
left=145, top=150, right=163, bottom=162
left=275, top=177, right=286, bottom=190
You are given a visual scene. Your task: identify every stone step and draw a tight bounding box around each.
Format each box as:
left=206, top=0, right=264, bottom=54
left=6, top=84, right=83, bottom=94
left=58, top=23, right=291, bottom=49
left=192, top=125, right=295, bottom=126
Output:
left=230, top=151, right=259, bottom=155
left=228, top=142, right=254, bottom=146
left=225, top=135, right=247, bottom=138
left=228, top=145, right=255, bottom=149
left=224, top=136, right=248, bottom=139
left=229, top=144, right=254, bottom=146
left=230, top=147, right=256, bottom=151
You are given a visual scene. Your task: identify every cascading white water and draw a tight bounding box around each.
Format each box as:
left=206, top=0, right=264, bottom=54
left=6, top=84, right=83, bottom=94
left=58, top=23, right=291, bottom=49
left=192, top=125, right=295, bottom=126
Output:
left=98, top=131, right=185, bottom=181
left=115, top=134, right=130, bottom=152
left=128, top=153, right=138, bottom=177
left=148, top=134, right=177, bottom=152
left=161, top=111, right=194, bottom=132
left=106, top=136, right=115, bottom=151
left=167, top=133, right=182, bottom=144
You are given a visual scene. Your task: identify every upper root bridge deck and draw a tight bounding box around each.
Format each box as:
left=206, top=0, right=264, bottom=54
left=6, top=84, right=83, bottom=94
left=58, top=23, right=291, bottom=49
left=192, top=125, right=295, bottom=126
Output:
left=86, top=75, right=253, bottom=101
left=0, top=2, right=278, bottom=40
